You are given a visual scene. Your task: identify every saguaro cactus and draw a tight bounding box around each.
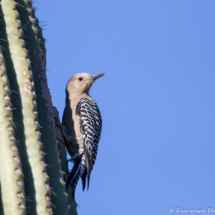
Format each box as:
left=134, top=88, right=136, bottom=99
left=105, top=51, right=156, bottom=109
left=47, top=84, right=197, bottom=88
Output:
left=0, top=0, right=77, bottom=214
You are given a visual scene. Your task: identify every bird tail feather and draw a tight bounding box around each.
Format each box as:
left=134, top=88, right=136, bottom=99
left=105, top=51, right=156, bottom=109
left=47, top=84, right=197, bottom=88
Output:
left=81, top=169, right=87, bottom=191
left=66, top=153, right=86, bottom=197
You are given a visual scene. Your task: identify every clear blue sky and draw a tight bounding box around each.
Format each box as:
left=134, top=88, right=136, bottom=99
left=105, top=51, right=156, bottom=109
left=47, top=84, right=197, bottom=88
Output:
left=36, top=1, right=215, bottom=214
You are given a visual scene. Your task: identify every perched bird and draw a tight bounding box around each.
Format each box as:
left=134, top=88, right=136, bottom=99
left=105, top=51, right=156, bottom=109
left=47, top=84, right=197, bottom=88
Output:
left=62, top=73, right=104, bottom=196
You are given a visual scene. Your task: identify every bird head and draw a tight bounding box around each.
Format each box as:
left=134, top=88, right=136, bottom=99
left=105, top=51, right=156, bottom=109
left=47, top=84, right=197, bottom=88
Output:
left=66, top=73, right=105, bottom=95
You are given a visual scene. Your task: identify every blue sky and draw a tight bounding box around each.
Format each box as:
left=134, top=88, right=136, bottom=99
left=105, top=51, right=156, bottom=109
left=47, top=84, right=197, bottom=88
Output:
left=36, top=0, right=215, bottom=214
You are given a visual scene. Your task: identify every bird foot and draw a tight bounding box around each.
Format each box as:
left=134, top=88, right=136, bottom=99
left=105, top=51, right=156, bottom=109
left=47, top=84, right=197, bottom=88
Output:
left=54, top=120, right=73, bottom=144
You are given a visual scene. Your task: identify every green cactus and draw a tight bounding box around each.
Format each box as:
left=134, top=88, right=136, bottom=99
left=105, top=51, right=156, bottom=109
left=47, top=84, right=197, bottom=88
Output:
left=0, top=0, right=77, bottom=214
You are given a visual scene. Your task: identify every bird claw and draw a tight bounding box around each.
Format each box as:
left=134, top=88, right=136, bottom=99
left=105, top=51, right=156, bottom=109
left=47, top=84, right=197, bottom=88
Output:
left=69, top=152, right=83, bottom=162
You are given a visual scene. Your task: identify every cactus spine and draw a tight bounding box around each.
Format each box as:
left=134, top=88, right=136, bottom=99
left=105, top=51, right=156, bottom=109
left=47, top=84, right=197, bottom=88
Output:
left=0, top=0, right=77, bottom=214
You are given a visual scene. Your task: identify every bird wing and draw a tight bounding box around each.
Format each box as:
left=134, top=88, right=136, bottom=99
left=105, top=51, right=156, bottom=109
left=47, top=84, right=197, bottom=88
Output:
left=76, top=97, right=102, bottom=189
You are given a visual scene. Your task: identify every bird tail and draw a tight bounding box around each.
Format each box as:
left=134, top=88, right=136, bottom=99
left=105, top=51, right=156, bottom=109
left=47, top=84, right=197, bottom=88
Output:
left=66, top=153, right=86, bottom=197
left=81, top=169, right=87, bottom=191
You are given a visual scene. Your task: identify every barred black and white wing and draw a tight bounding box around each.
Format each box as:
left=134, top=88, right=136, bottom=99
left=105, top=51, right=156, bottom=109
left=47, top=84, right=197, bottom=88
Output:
left=76, top=97, right=102, bottom=190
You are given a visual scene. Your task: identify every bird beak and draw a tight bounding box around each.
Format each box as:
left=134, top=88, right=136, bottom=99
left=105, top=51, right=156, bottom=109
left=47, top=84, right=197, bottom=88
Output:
left=92, top=73, right=105, bottom=81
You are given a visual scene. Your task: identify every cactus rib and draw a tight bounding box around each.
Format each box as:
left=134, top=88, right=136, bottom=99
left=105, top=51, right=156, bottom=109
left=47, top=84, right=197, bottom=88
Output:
left=0, top=0, right=78, bottom=214
left=0, top=46, right=26, bottom=215
left=1, top=0, right=52, bottom=214
left=15, top=0, right=69, bottom=213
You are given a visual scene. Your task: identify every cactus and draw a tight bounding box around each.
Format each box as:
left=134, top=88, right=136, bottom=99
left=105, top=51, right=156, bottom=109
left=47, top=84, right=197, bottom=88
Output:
left=0, top=0, right=77, bottom=214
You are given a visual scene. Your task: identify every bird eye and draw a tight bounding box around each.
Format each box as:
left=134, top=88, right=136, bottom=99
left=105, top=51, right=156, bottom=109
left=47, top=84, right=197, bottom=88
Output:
left=78, top=77, right=83, bottom=81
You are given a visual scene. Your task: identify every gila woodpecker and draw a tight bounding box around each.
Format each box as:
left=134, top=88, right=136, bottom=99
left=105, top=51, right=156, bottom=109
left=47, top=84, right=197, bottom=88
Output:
left=63, top=73, right=104, bottom=196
